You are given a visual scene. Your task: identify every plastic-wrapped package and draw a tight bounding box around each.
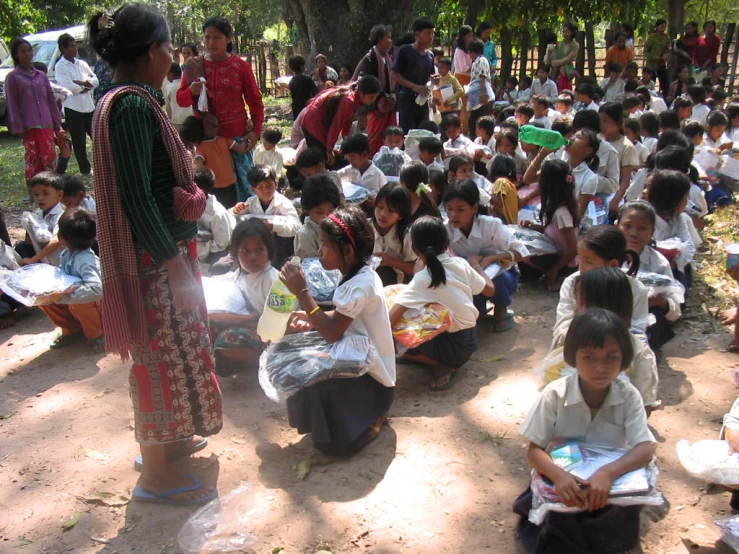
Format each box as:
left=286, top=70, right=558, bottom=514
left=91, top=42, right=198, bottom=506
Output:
left=177, top=483, right=255, bottom=554
left=404, top=129, right=438, bottom=160
left=0, top=241, right=20, bottom=271
left=467, top=78, right=494, bottom=112
left=0, top=264, right=81, bottom=306
left=675, top=440, right=739, bottom=485
left=715, top=515, right=739, bottom=552
left=635, top=270, right=685, bottom=303
left=301, top=257, right=342, bottom=304
left=528, top=442, right=665, bottom=525
left=21, top=211, right=53, bottom=248
left=258, top=331, right=377, bottom=403
left=505, top=225, right=559, bottom=256
left=197, top=78, right=209, bottom=112
left=202, top=276, right=255, bottom=316
left=373, top=146, right=409, bottom=178
left=384, top=284, right=452, bottom=349
left=342, top=183, right=373, bottom=204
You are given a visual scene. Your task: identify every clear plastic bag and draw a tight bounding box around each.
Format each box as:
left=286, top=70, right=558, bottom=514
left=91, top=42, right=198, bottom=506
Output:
left=505, top=225, right=559, bottom=256
left=258, top=331, right=377, bottom=403
left=676, top=439, right=739, bottom=485
left=404, top=129, right=438, bottom=160
left=715, top=515, right=739, bottom=552
left=197, top=78, right=209, bottom=112
left=0, top=264, right=81, bottom=306
left=528, top=442, right=665, bottom=525
left=21, top=211, right=53, bottom=248
left=301, top=257, right=341, bottom=304
left=372, top=146, right=409, bottom=178
left=342, top=183, right=373, bottom=204
left=384, top=284, right=453, bottom=350
left=177, top=483, right=255, bottom=554
left=635, top=270, right=685, bottom=304
left=202, top=276, right=255, bottom=316
left=0, top=241, right=20, bottom=271
left=466, top=78, right=494, bottom=112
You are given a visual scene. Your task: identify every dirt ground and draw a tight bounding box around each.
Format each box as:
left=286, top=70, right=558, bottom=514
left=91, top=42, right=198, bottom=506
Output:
left=1, top=231, right=739, bottom=554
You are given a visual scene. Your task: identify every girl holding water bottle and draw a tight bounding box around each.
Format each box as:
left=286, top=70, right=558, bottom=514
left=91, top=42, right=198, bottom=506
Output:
left=279, top=206, right=396, bottom=456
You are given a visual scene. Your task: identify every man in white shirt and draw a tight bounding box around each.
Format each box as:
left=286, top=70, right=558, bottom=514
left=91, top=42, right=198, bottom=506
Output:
left=54, top=34, right=98, bottom=175
left=600, top=62, right=626, bottom=103
left=530, top=66, right=558, bottom=105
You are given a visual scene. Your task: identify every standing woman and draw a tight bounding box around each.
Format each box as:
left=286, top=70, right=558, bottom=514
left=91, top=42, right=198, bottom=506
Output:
left=476, top=22, right=498, bottom=77
left=352, top=24, right=397, bottom=155
left=180, top=42, right=198, bottom=71
left=89, top=3, right=222, bottom=506
left=680, top=21, right=700, bottom=74
left=645, top=19, right=670, bottom=96
left=300, top=76, right=382, bottom=165
left=453, top=25, right=474, bottom=132
left=5, top=38, right=66, bottom=186
left=694, top=20, right=721, bottom=74
left=312, top=54, right=339, bottom=90
left=177, top=17, right=264, bottom=204
left=550, top=23, right=580, bottom=92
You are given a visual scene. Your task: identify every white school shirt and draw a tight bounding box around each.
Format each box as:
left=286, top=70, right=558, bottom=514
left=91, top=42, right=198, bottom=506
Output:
left=530, top=78, right=558, bottom=104
left=54, top=57, right=98, bottom=114
left=333, top=265, right=396, bottom=387
left=337, top=162, right=388, bottom=194
left=571, top=162, right=599, bottom=197
left=647, top=95, right=668, bottom=114
left=633, top=246, right=683, bottom=322
left=642, top=136, right=658, bottom=154
left=731, top=128, right=739, bottom=143
left=634, top=140, right=650, bottom=166
left=520, top=372, right=655, bottom=449
left=691, top=104, right=711, bottom=125
left=531, top=115, right=552, bottom=129
left=608, top=136, right=640, bottom=169
left=294, top=218, right=321, bottom=259
left=198, top=194, right=235, bottom=253
left=654, top=213, right=695, bottom=271
left=600, top=77, right=626, bottom=102
left=517, top=88, right=532, bottom=104
left=701, top=132, right=732, bottom=150
left=721, top=397, right=739, bottom=439
left=236, top=192, right=301, bottom=238
left=625, top=168, right=649, bottom=202
left=233, top=264, right=279, bottom=315
left=24, top=203, right=64, bottom=266
left=553, top=270, right=651, bottom=348
left=253, top=144, right=285, bottom=176
left=596, top=141, right=621, bottom=194
left=426, top=160, right=446, bottom=173
left=373, top=222, right=417, bottom=282
left=688, top=183, right=708, bottom=217
left=164, top=79, right=193, bottom=125
left=395, top=253, right=486, bottom=332
left=546, top=108, right=561, bottom=124
left=443, top=135, right=473, bottom=167
left=583, top=100, right=600, bottom=112
left=445, top=215, right=530, bottom=259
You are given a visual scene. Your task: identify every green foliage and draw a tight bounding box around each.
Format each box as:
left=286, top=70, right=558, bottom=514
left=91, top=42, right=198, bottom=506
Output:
left=0, top=0, right=44, bottom=42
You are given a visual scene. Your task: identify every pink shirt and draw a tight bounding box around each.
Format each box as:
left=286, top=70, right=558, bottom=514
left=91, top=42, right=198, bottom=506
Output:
left=453, top=48, right=472, bottom=76
left=544, top=205, right=578, bottom=267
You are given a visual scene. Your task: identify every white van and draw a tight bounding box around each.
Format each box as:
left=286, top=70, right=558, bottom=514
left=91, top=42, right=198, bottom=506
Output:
left=0, top=25, right=95, bottom=124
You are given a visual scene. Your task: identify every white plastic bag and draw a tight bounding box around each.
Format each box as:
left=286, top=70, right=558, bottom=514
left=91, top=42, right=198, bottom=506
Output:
left=635, top=270, right=685, bottom=304
left=0, top=241, right=20, bottom=271
left=676, top=439, right=739, bottom=485
left=197, top=78, right=209, bottom=112
left=0, top=264, right=81, bottom=306
left=715, top=515, right=739, bottom=552
left=258, top=331, right=377, bottom=403
left=301, top=257, right=341, bottom=304
left=505, top=224, right=559, bottom=256
left=372, top=146, right=410, bottom=178
left=342, top=183, right=373, bottom=204
left=202, top=276, right=255, bottom=316
left=177, top=483, right=255, bottom=554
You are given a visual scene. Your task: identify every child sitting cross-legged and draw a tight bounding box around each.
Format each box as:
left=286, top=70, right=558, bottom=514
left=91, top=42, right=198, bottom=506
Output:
left=17, top=171, right=65, bottom=267
left=294, top=173, right=342, bottom=259
left=389, top=216, right=494, bottom=391
left=194, top=166, right=235, bottom=265
left=38, top=209, right=104, bottom=352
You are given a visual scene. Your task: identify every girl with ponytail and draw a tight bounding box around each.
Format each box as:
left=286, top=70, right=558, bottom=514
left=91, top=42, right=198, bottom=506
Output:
left=389, top=216, right=494, bottom=391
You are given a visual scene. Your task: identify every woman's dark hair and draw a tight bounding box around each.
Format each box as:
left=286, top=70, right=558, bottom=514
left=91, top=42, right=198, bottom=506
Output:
left=539, top=159, right=580, bottom=229
left=181, top=42, right=198, bottom=55
left=563, top=308, right=634, bottom=371
left=89, top=4, right=170, bottom=67
left=654, top=18, right=667, bottom=28
left=579, top=225, right=640, bottom=275
left=653, top=144, right=692, bottom=174
left=572, top=108, right=601, bottom=133
left=179, top=115, right=206, bottom=144
left=418, top=136, right=444, bottom=156
left=599, top=101, right=625, bottom=132
left=320, top=75, right=381, bottom=131
left=563, top=23, right=578, bottom=34
left=448, top=154, right=474, bottom=175
left=58, top=209, right=97, bottom=251
left=247, top=164, right=278, bottom=187
left=10, top=38, right=31, bottom=66
left=706, top=110, right=729, bottom=127
left=399, top=161, right=439, bottom=218
left=375, top=183, right=412, bottom=244
left=618, top=199, right=657, bottom=230
left=476, top=22, right=493, bottom=37
left=428, top=169, right=448, bottom=201
left=640, top=112, right=660, bottom=137
left=410, top=216, right=449, bottom=288
left=369, top=24, right=391, bottom=45
left=575, top=267, right=634, bottom=323
left=357, top=75, right=381, bottom=95
left=578, top=129, right=601, bottom=172
left=703, top=19, right=717, bottom=31
left=497, top=129, right=519, bottom=149
left=320, top=206, right=374, bottom=284
left=444, top=179, right=480, bottom=210
left=231, top=219, right=276, bottom=262
left=456, top=25, right=474, bottom=51
left=647, top=169, right=691, bottom=214
left=301, top=173, right=342, bottom=213
left=488, top=153, right=517, bottom=182
left=656, top=128, right=690, bottom=151
left=468, top=38, right=484, bottom=56
left=203, top=16, right=233, bottom=53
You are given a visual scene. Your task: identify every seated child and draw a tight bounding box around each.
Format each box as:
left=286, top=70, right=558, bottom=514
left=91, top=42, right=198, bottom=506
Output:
left=517, top=76, right=533, bottom=104
left=60, top=174, right=96, bottom=213
left=444, top=180, right=529, bottom=331
left=210, top=219, right=278, bottom=367
left=441, top=114, right=473, bottom=164
left=195, top=166, right=235, bottom=264
left=279, top=206, right=396, bottom=456
left=530, top=95, right=553, bottom=129
left=702, top=110, right=732, bottom=152
left=474, top=115, right=497, bottom=153
left=428, top=169, right=448, bottom=215
left=418, top=137, right=445, bottom=172
left=39, top=209, right=104, bottom=352
left=448, top=154, right=493, bottom=206
left=496, top=76, right=520, bottom=106
left=487, top=154, right=518, bottom=225
left=515, top=104, right=534, bottom=127
left=372, top=183, right=417, bottom=286
left=491, top=130, right=529, bottom=180
left=337, top=134, right=388, bottom=194
left=433, top=57, right=464, bottom=114
left=514, top=308, right=656, bottom=554
left=682, top=119, right=705, bottom=150
left=17, top=171, right=65, bottom=267
left=372, top=127, right=412, bottom=181
left=639, top=111, right=660, bottom=153
left=253, top=127, right=285, bottom=175
left=180, top=115, right=239, bottom=209
left=624, top=118, right=649, bottom=167
left=294, top=173, right=342, bottom=259
left=399, top=161, right=440, bottom=222
left=232, top=164, right=301, bottom=268
left=617, top=200, right=682, bottom=352
left=555, top=94, right=576, bottom=118
left=390, top=216, right=495, bottom=390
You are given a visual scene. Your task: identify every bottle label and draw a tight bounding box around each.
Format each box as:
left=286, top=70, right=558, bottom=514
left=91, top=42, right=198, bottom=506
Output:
left=266, top=290, right=296, bottom=314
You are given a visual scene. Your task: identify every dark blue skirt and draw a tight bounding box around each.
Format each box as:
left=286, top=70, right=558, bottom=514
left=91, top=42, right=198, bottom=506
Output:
left=406, top=326, right=478, bottom=369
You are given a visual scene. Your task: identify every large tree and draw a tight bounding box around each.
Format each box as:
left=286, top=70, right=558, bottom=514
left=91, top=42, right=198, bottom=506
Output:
left=285, top=0, right=415, bottom=69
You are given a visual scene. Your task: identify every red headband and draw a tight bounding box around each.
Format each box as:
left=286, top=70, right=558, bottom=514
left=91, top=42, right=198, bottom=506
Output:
left=328, top=213, right=356, bottom=249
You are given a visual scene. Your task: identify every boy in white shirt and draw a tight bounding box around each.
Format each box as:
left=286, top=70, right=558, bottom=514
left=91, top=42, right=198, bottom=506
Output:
left=17, top=172, right=65, bottom=266
left=253, top=128, right=285, bottom=176
left=530, top=95, right=553, bottom=129
left=441, top=113, right=473, bottom=164
left=530, top=66, right=558, bottom=104
left=575, top=83, right=599, bottom=112
left=194, top=167, right=235, bottom=263
left=163, top=63, right=193, bottom=132
left=417, top=137, right=446, bottom=172
left=337, top=134, right=387, bottom=194
left=60, top=174, right=96, bottom=214
left=600, top=62, right=626, bottom=102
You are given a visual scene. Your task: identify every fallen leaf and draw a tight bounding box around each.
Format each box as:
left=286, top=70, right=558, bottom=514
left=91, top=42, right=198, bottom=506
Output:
left=78, top=491, right=130, bottom=507
left=271, top=548, right=286, bottom=554
left=231, top=438, right=246, bottom=445
left=83, top=448, right=106, bottom=462
left=315, top=551, right=333, bottom=554
left=480, top=355, right=506, bottom=363
left=0, top=413, right=14, bottom=420
left=62, top=512, right=80, bottom=531
left=93, top=389, right=113, bottom=399
left=12, top=538, right=32, bottom=547
left=296, top=459, right=312, bottom=481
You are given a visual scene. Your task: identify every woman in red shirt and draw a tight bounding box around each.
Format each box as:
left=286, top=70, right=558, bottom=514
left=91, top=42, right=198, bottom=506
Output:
left=680, top=21, right=700, bottom=70
left=178, top=16, right=264, bottom=204
left=694, top=20, right=722, bottom=73
left=300, top=76, right=382, bottom=165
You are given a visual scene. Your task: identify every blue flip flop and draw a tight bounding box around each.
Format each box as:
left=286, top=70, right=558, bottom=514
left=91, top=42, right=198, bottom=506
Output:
left=133, top=437, right=208, bottom=472
left=132, top=475, right=218, bottom=506
left=429, top=369, right=458, bottom=391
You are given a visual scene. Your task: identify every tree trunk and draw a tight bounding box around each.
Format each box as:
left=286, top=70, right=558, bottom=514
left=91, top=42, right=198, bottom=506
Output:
left=285, top=0, right=415, bottom=70
left=575, top=30, right=587, bottom=78
left=667, top=0, right=688, bottom=37
left=519, top=30, right=531, bottom=82
left=499, top=27, right=514, bottom=82
left=464, top=0, right=485, bottom=28
left=585, top=24, right=596, bottom=77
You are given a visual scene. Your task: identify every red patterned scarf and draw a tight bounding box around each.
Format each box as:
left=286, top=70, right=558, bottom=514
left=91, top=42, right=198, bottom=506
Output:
left=92, top=85, right=206, bottom=359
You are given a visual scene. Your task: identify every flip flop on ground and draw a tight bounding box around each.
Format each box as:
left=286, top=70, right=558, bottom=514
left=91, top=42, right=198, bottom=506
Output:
left=50, top=332, right=83, bottom=349
left=429, top=369, right=457, bottom=391
left=488, top=312, right=514, bottom=333
left=132, top=475, right=217, bottom=506
left=133, top=437, right=209, bottom=472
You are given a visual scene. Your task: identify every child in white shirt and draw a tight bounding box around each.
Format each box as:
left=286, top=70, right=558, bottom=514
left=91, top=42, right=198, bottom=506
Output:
left=193, top=167, right=235, bottom=263
left=253, top=128, right=285, bottom=176
left=17, top=171, right=65, bottom=266
left=337, top=134, right=388, bottom=195
left=372, top=183, right=417, bottom=285
left=441, top=114, right=473, bottom=166
left=294, top=173, right=342, bottom=259
left=163, top=64, right=192, bottom=131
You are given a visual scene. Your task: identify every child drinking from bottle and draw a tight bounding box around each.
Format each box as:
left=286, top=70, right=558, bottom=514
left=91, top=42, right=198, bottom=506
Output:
left=372, top=183, right=416, bottom=286
left=390, top=216, right=494, bottom=390
left=279, top=206, right=395, bottom=456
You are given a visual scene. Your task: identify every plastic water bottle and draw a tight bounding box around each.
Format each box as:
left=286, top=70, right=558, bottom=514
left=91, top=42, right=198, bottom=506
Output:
left=257, top=258, right=300, bottom=343
left=520, top=125, right=569, bottom=150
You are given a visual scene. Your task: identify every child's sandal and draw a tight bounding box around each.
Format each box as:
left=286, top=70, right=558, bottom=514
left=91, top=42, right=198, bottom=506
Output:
left=50, top=333, right=82, bottom=349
